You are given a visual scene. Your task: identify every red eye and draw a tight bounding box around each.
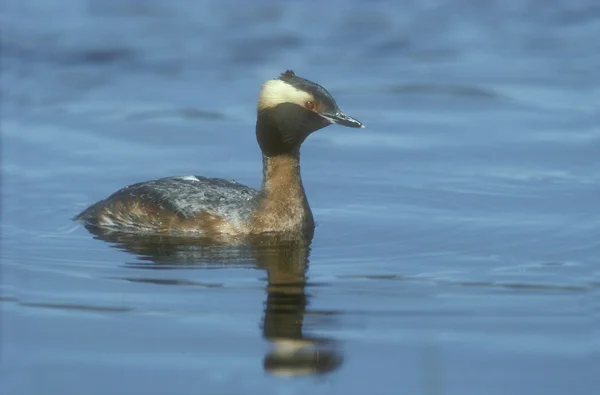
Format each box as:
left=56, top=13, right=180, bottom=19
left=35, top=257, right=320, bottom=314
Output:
left=304, top=101, right=315, bottom=110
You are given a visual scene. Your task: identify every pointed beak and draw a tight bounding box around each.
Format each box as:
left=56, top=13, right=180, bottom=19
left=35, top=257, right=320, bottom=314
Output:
left=320, top=110, right=364, bottom=128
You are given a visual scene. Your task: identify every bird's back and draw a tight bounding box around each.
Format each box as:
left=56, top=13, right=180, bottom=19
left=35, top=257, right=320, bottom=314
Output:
left=75, top=176, right=260, bottom=235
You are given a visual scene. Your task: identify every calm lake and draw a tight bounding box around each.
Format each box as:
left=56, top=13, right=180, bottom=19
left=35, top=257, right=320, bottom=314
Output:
left=1, top=0, right=599, bottom=394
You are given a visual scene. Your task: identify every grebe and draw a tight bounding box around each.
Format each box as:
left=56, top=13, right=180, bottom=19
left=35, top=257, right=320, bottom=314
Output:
left=74, top=70, right=364, bottom=237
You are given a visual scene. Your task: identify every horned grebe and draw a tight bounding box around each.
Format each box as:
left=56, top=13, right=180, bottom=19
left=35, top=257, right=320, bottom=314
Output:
left=75, top=70, right=364, bottom=237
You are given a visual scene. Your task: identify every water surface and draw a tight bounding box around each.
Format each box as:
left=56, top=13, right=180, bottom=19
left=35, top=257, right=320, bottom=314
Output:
left=1, top=1, right=599, bottom=394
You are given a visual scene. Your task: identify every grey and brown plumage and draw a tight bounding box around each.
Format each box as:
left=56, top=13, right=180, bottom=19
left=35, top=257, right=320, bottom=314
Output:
left=75, top=70, right=364, bottom=238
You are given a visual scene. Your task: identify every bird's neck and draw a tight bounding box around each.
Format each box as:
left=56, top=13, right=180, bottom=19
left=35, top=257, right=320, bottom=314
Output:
left=251, top=153, right=314, bottom=234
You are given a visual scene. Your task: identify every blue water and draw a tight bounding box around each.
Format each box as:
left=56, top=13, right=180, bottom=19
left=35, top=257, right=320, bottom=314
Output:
left=1, top=1, right=599, bottom=394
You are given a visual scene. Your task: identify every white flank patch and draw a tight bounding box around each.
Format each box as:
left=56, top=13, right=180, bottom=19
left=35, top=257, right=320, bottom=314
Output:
left=179, top=175, right=199, bottom=181
left=258, top=79, right=314, bottom=111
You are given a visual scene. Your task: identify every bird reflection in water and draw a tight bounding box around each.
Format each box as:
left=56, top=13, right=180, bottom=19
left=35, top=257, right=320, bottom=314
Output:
left=82, top=224, right=343, bottom=376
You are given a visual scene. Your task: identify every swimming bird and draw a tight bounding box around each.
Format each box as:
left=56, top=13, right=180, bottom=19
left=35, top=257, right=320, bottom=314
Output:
left=74, top=70, right=364, bottom=237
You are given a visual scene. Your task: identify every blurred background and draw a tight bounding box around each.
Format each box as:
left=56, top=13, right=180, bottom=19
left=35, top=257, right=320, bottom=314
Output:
left=1, top=0, right=599, bottom=394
